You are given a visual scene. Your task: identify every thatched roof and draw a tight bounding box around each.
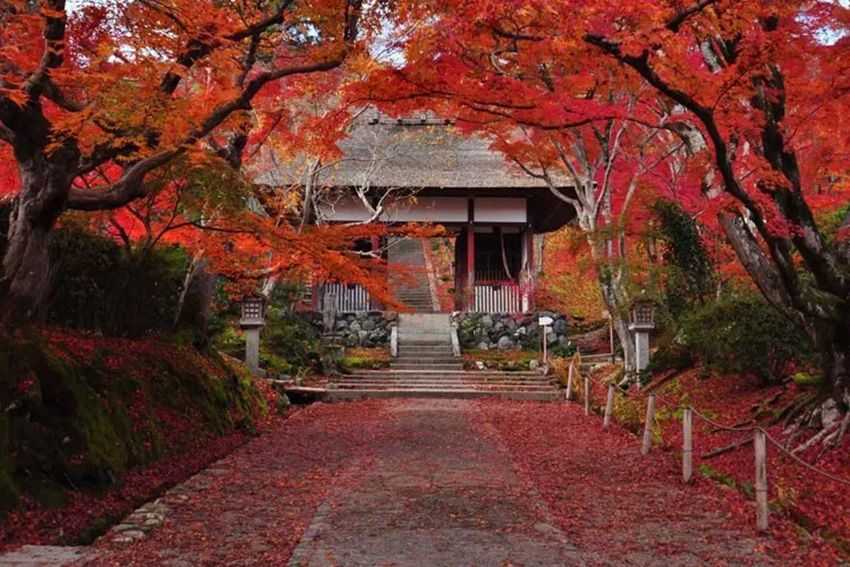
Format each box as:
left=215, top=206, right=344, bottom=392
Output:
left=254, top=110, right=566, bottom=190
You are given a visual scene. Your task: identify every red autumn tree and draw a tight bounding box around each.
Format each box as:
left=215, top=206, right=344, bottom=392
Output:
left=373, top=0, right=850, bottom=414
left=0, top=0, right=368, bottom=325
left=360, top=9, right=683, bottom=372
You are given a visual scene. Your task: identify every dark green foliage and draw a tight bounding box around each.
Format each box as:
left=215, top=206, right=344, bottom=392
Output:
left=213, top=284, right=321, bottom=378
left=645, top=343, right=696, bottom=375
left=676, top=293, right=814, bottom=384
left=653, top=200, right=716, bottom=319
left=550, top=342, right=577, bottom=358
left=48, top=228, right=189, bottom=337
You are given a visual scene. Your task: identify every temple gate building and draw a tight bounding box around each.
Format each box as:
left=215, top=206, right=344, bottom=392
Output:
left=260, top=111, right=576, bottom=314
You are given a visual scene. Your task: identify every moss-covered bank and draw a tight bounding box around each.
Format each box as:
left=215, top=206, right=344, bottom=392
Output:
left=0, top=328, right=273, bottom=514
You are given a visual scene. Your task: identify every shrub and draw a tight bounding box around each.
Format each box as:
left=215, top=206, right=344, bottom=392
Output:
left=646, top=343, right=696, bottom=375
left=260, top=301, right=321, bottom=377
left=676, top=293, right=814, bottom=384
left=48, top=228, right=188, bottom=337
left=550, top=342, right=577, bottom=358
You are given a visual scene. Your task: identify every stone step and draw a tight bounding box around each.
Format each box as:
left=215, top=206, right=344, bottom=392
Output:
left=338, top=381, right=553, bottom=387
left=398, top=340, right=450, bottom=345
left=394, top=356, right=460, bottom=363
left=396, top=352, right=454, bottom=359
left=582, top=354, right=615, bottom=362
left=398, top=329, right=452, bottom=338
left=347, top=370, right=543, bottom=377
left=327, top=389, right=561, bottom=402
left=332, top=383, right=555, bottom=391
left=390, top=364, right=464, bottom=371
left=337, top=372, right=551, bottom=380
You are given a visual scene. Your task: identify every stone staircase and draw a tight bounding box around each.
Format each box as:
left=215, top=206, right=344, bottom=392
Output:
left=578, top=353, right=616, bottom=374
left=328, top=314, right=561, bottom=401
left=387, top=238, right=434, bottom=312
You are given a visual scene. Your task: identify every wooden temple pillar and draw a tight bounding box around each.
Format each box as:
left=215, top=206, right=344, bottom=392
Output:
left=466, top=223, right=476, bottom=312
left=522, top=225, right=535, bottom=312
left=454, top=222, right=477, bottom=312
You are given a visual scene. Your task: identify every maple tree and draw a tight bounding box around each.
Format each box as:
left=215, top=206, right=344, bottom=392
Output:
left=361, top=8, right=686, bottom=372
left=0, top=0, right=370, bottom=326
left=369, top=0, right=850, bottom=410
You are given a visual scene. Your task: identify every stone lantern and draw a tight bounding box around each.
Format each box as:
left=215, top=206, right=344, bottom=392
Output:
left=629, top=297, right=656, bottom=372
left=240, top=294, right=267, bottom=374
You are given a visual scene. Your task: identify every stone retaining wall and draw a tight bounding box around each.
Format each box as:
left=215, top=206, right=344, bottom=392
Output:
left=453, top=312, right=569, bottom=351
left=299, top=311, right=398, bottom=347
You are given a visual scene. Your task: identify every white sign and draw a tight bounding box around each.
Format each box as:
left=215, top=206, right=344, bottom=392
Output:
left=538, top=316, right=554, bottom=327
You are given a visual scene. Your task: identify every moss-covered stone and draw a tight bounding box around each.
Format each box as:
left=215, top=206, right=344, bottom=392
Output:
left=0, top=330, right=271, bottom=513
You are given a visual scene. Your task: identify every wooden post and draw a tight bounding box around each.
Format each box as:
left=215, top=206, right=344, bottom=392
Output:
left=609, top=318, right=615, bottom=363
left=565, top=363, right=574, bottom=401
left=755, top=429, right=769, bottom=531
left=641, top=394, right=656, bottom=455
left=584, top=376, right=591, bottom=416
left=603, top=383, right=615, bottom=428
left=525, top=226, right=535, bottom=311
left=542, top=325, right=548, bottom=365
left=466, top=203, right=475, bottom=311
left=682, top=408, right=693, bottom=483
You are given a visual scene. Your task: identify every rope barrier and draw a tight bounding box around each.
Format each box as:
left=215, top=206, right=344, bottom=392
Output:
left=762, top=429, right=850, bottom=487
left=689, top=406, right=759, bottom=433
left=570, top=359, right=850, bottom=533
left=575, top=367, right=850, bottom=487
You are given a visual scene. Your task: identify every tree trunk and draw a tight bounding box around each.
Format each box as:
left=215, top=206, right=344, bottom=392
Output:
left=811, top=319, right=850, bottom=411
left=0, top=170, right=70, bottom=326
left=173, top=254, right=217, bottom=344
left=589, top=238, right=636, bottom=373
left=610, top=306, right=636, bottom=373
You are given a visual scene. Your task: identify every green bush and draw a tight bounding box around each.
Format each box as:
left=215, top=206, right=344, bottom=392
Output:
left=550, top=342, right=577, bottom=358
left=646, top=343, right=696, bottom=375
left=48, top=228, right=188, bottom=337
left=677, top=293, right=813, bottom=384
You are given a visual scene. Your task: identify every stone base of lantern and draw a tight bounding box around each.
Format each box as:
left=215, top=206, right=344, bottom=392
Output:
left=242, top=325, right=264, bottom=374
left=629, top=323, right=654, bottom=372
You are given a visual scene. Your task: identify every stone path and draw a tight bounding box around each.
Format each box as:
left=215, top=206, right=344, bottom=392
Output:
left=287, top=400, right=583, bottom=566
left=1, top=399, right=793, bottom=566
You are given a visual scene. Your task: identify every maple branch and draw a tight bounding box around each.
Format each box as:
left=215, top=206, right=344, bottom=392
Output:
left=718, top=212, right=838, bottom=324
left=67, top=58, right=345, bottom=211
left=0, top=122, right=12, bottom=144
left=159, top=0, right=296, bottom=94
left=40, top=78, right=84, bottom=112
left=667, top=0, right=721, bottom=32
left=22, top=0, right=67, bottom=97
left=583, top=36, right=810, bottom=297
left=491, top=26, right=543, bottom=42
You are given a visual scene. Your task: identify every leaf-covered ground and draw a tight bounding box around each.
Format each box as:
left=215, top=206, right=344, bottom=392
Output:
left=471, top=398, right=842, bottom=565
left=581, top=367, right=850, bottom=561
left=31, top=398, right=837, bottom=565
left=82, top=401, right=395, bottom=565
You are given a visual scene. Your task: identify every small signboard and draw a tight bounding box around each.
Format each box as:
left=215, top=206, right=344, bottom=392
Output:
left=538, top=316, right=554, bottom=327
